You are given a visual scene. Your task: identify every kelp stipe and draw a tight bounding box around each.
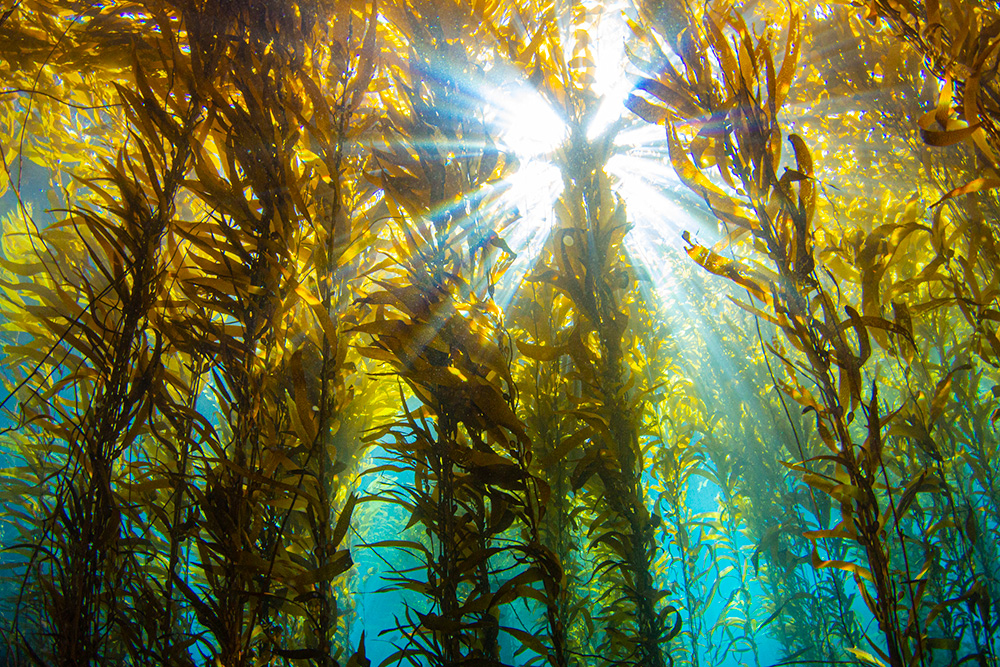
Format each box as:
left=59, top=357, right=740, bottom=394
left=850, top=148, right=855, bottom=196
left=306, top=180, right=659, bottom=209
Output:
left=259, top=0, right=385, bottom=659
left=496, top=5, right=682, bottom=664
left=150, top=1, right=374, bottom=662
left=676, top=300, right=858, bottom=662
left=627, top=0, right=999, bottom=664
left=0, top=0, right=375, bottom=664
left=629, top=306, right=704, bottom=667
left=888, top=308, right=1000, bottom=660
left=355, top=3, right=567, bottom=665
left=0, top=19, right=204, bottom=663
left=510, top=280, right=605, bottom=665
left=524, top=120, right=676, bottom=667
left=815, top=1, right=1000, bottom=658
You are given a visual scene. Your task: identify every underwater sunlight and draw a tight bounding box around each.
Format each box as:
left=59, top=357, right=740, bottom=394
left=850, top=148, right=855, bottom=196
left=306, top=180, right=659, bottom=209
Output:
left=1, top=0, right=999, bottom=667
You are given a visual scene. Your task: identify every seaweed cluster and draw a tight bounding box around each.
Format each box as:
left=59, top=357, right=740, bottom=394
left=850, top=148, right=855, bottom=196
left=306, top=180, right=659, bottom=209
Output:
left=0, top=0, right=998, bottom=666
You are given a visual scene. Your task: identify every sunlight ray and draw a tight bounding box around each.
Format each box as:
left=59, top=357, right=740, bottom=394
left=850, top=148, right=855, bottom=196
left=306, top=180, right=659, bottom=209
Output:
left=492, top=85, right=567, bottom=159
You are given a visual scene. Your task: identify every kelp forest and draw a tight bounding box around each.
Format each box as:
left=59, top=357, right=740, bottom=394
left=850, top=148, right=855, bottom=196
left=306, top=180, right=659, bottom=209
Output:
left=0, top=0, right=998, bottom=665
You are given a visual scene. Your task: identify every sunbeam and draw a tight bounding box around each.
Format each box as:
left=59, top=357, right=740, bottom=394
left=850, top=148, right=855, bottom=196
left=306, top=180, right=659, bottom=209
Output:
left=493, top=85, right=567, bottom=159
left=489, top=159, right=564, bottom=309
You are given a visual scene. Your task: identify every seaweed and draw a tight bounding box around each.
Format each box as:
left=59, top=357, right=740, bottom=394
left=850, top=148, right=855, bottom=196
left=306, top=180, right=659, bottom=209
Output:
left=0, top=0, right=998, bottom=666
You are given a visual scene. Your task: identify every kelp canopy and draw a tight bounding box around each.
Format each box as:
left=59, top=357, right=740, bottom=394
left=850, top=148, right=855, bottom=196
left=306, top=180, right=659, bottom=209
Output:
left=0, top=0, right=998, bottom=665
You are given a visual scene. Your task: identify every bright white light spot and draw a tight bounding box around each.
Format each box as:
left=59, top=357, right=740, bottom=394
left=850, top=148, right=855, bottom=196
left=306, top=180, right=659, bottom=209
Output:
left=586, top=5, right=633, bottom=140
left=608, top=151, right=703, bottom=301
left=490, top=160, right=563, bottom=306
left=495, top=89, right=567, bottom=159
left=497, top=160, right=562, bottom=256
left=613, top=123, right=666, bottom=151
left=587, top=78, right=634, bottom=141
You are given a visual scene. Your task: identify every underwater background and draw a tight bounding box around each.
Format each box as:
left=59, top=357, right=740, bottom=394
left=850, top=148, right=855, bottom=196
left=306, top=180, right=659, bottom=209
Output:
left=0, top=0, right=998, bottom=665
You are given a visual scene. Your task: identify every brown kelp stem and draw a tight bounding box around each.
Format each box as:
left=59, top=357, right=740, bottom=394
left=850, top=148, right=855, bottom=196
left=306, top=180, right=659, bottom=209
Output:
left=154, top=354, right=207, bottom=661
left=493, top=1, right=679, bottom=659
left=8, top=41, right=203, bottom=660
left=528, top=121, right=675, bottom=667
left=360, top=2, right=545, bottom=662
left=631, top=313, right=703, bottom=667
left=511, top=281, right=585, bottom=666
left=285, top=2, right=380, bottom=659
left=153, top=2, right=367, bottom=663
left=627, top=1, right=940, bottom=664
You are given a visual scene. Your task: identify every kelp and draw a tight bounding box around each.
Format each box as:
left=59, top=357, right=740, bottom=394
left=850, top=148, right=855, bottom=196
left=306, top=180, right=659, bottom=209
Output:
left=353, top=3, right=568, bottom=665
left=631, top=307, right=704, bottom=667
left=0, top=0, right=377, bottom=664
left=1, top=0, right=1000, bottom=666
left=0, top=24, right=201, bottom=664
left=629, top=0, right=1000, bottom=664
left=509, top=281, right=594, bottom=665
left=524, top=120, right=676, bottom=667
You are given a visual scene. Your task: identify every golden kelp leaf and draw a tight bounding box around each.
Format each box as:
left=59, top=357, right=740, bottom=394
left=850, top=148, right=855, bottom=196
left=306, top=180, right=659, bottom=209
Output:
left=539, top=426, right=593, bottom=468
left=919, top=117, right=982, bottom=147
left=705, top=10, right=739, bottom=96
left=625, top=94, right=670, bottom=125
left=632, top=77, right=704, bottom=119
left=666, top=123, right=728, bottom=201
left=893, top=301, right=913, bottom=342
left=290, top=349, right=318, bottom=444
left=857, top=220, right=930, bottom=316
left=964, top=506, right=979, bottom=543
left=890, top=417, right=942, bottom=461
left=802, top=473, right=863, bottom=504
left=774, top=9, right=800, bottom=111
left=491, top=567, right=543, bottom=606
left=372, top=279, right=436, bottom=316
left=730, top=11, right=759, bottom=94
left=887, top=469, right=934, bottom=527
left=788, top=134, right=814, bottom=220
left=860, top=382, right=883, bottom=480
left=332, top=493, right=359, bottom=549
left=808, top=547, right=873, bottom=582
left=515, top=339, right=567, bottom=361
left=930, top=176, right=1000, bottom=207
left=925, top=638, right=961, bottom=651
left=348, top=318, right=408, bottom=340
left=728, top=295, right=783, bottom=328
left=570, top=445, right=606, bottom=491
left=215, top=458, right=322, bottom=512
left=934, top=73, right=954, bottom=127
left=843, top=306, right=871, bottom=368
left=468, top=382, right=528, bottom=444
left=354, top=345, right=398, bottom=363
left=930, top=363, right=971, bottom=425
left=685, top=240, right=772, bottom=304
left=964, top=71, right=982, bottom=126
left=349, top=0, right=378, bottom=113
left=846, top=647, right=886, bottom=667
left=592, top=530, right=629, bottom=558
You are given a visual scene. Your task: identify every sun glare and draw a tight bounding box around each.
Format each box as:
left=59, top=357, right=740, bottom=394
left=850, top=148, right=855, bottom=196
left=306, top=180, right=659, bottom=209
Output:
left=479, top=2, right=709, bottom=311
left=494, top=88, right=567, bottom=160
left=490, top=159, right=564, bottom=308
left=483, top=79, right=567, bottom=300
left=585, top=3, right=633, bottom=140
